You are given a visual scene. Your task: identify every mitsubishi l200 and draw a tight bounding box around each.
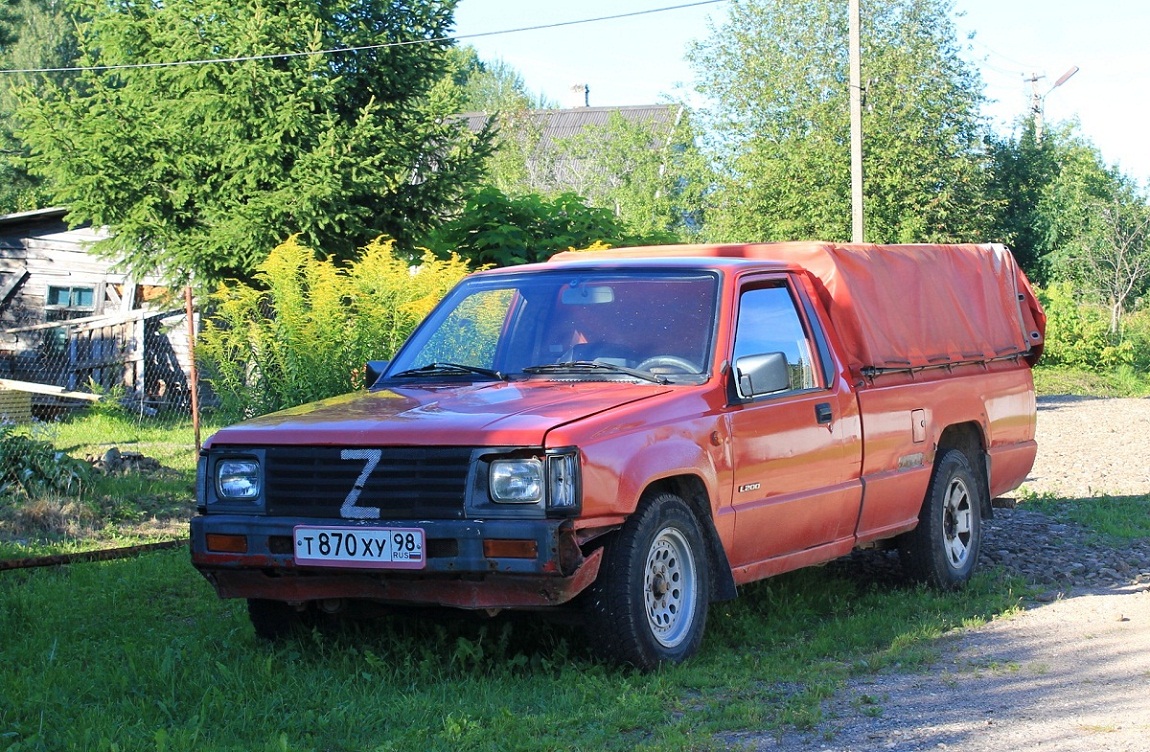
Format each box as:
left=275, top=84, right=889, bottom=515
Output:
left=191, top=242, right=1045, bottom=669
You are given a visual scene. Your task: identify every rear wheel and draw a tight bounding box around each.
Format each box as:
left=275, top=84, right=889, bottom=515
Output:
left=899, top=449, right=983, bottom=589
left=584, top=493, right=710, bottom=670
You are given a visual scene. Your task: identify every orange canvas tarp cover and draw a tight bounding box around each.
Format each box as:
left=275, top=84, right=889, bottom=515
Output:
left=553, top=242, right=1045, bottom=375
left=753, top=242, right=1045, bottom=374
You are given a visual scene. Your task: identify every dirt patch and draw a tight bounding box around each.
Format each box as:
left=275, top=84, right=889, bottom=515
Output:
left=727, top=396, right=1150, bottom=752
left=769, top=587, right=1150, bottom=752
left=1017, top=396, right=1150, bottom=499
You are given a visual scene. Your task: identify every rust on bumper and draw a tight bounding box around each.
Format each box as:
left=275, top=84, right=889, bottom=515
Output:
left=200, top=546, right=603, bottom=609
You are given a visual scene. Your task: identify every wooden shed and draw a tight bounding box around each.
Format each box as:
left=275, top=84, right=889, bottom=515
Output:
left=0, top=207, right=196, bottom=415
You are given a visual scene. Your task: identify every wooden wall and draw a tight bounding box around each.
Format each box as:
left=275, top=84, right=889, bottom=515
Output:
left=0, top=210, right=195, bottom=411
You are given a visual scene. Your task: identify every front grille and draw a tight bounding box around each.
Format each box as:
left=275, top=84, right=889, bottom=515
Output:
left=264, top=447, right=473, bottom=519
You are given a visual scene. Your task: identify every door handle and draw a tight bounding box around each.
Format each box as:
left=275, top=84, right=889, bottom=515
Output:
left=815, top=402, right=833, bottom=424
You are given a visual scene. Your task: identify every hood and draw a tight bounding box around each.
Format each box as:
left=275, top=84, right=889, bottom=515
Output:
left=205, top=380, right=672, bottom=448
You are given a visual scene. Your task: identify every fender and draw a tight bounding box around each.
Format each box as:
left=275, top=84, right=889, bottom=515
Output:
left=578, top=421, right=727, bottom=520
left=578, top=426, right=738, bottom=601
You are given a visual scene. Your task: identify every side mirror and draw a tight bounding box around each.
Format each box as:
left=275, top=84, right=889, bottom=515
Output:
left=365, top=360, right=389, bottom=389
left=734, top=352, right=790, bottom=398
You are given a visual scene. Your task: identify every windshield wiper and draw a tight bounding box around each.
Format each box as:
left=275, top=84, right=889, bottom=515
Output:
left=391, top=362, right=506, bottom=380
left=523, top=361, right=667, bottom=385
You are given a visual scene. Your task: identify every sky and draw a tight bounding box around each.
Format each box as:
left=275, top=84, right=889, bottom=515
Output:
left=452, top=0, right=1150, bottom=187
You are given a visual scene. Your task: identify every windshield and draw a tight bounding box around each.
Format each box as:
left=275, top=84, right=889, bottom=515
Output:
left=385, top=269, right=719, bottom=383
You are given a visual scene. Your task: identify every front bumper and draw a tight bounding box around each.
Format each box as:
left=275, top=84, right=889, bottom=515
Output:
left=189, top=515, right=601, bottom=609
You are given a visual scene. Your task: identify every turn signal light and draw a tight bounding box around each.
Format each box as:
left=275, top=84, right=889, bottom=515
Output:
left=483, top=539, right=538, bottom=559
left=206, top=534, right=248, bottom=553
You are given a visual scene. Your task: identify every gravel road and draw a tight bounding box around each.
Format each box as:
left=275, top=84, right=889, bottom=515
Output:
left=727, top=396, right=1150, bottom=752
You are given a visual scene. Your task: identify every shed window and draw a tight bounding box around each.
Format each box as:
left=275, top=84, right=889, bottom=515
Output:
left=46, top=285, right=97, bottom=321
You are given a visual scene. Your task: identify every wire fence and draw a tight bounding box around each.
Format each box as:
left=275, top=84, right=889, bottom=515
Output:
left=0, top=307, right=200, bottom=425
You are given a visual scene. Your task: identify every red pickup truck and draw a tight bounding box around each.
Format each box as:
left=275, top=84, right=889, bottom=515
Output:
left=191, top=242, right=1044, bottom=669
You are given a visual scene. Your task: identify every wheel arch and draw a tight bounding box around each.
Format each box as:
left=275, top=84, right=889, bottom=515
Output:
left=641, top=474, right=738, bottom=602
left=936, top=422, right=992, bottom=519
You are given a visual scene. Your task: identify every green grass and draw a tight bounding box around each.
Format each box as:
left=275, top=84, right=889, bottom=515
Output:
left=1033, top=365, right=1150, bottom=398
left=47, top=410, right=212, bottom=474
left=0, top=550, right=1025, bottom=752
left=1020, top=365, right=1150, bottom=544
left=1020, top=490, right=1150, bottom=543
left=1, top=411, right=216, bottom=556
left=2, top=407, right=1148, bottom=750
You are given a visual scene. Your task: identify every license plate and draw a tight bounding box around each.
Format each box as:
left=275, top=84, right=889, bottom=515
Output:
left=293, top=526, right=425, bottom=570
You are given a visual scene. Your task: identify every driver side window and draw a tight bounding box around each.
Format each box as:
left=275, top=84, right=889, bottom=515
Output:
left=733, top=284, right=818, bottom=393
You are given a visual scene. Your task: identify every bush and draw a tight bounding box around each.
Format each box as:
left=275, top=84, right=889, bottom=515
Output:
left=1035, top=282, right=1133, bottom=371
left=422, top=186, right=676, bottom=268
left=1123, top=306, right=1150, bottom=372
left=197, top=236, right=473, bottom=421
left=1033, top=366, right=1150, bottom=398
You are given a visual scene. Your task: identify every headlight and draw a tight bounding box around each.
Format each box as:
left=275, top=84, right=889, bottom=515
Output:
left=490, top=459, right=544, bottom=503
left=216, top=458, right=261, bottom=500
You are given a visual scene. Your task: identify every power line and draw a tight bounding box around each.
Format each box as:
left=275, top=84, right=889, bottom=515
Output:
left=975, top=56, right=1026, bottom=80
left=0, top=1, right=728, bottom=75
left=967, top=38, right=1037, bottom=72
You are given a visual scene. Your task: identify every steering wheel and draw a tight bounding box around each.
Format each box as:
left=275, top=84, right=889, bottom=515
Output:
left=635, top=355, right=702, bottom=374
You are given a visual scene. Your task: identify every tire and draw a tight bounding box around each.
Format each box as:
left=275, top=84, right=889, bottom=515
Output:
left=584, top=493, right=711, bottom=670
left=247, top=598, right=307, bottom=640
left=899, top=449, right=983, bottom=590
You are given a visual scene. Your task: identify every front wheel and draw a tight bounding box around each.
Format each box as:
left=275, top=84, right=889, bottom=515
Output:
left=247, top=599, right=321, bottom=640
left=899, top=449, right=983, bottom=590
left=584, top=493, right=711, bottom=670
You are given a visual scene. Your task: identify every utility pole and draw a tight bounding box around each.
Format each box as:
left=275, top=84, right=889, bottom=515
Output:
left=1028, top=66, right=1079, bottom=144
left=849, top=0, right=864, bottom=243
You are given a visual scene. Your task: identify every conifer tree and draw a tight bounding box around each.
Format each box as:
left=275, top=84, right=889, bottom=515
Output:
left=16, top=0, right=490, bottom=283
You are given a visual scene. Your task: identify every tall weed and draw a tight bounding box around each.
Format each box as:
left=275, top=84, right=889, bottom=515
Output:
left=1122, top=306, right=1150, bottom=372
left=198, top=237, right=472, bottom=421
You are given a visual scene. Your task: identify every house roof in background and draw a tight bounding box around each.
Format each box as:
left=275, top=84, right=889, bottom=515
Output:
left=459, top=104, right=683, bottom=151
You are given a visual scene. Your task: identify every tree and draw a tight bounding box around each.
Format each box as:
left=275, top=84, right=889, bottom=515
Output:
left=0, top=1, right=19, bottom=49
left=0, top=0, right=78, bottom=213
left=470, top=105, right=710, bottom=241
left=548, top=110, right=709, bottom=240
left=689, top=0, right=994, bottom=243
left=1038, top=138, right=1150, bottom=335
left=422, top=185, right=668, bottom=268
left=985, top=119, right=1063, bottom=281
left=441, top=48, right=708, bottom=240
left=445, top=45, right=550, bottom=114
left=439, top=45, right=566, bottom=198
left=15, top=0, right=490, bottom=284
left=439, top=46, right=549, bottom=196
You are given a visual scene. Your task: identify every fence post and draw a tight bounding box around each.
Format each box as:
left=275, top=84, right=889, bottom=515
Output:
left=185, top=285, right=201, bottom=453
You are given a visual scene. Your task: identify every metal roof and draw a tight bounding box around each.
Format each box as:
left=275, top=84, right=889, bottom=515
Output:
left=459, top=104, right=682, bottom=152
left=459, top=104, right=684, bottom=197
